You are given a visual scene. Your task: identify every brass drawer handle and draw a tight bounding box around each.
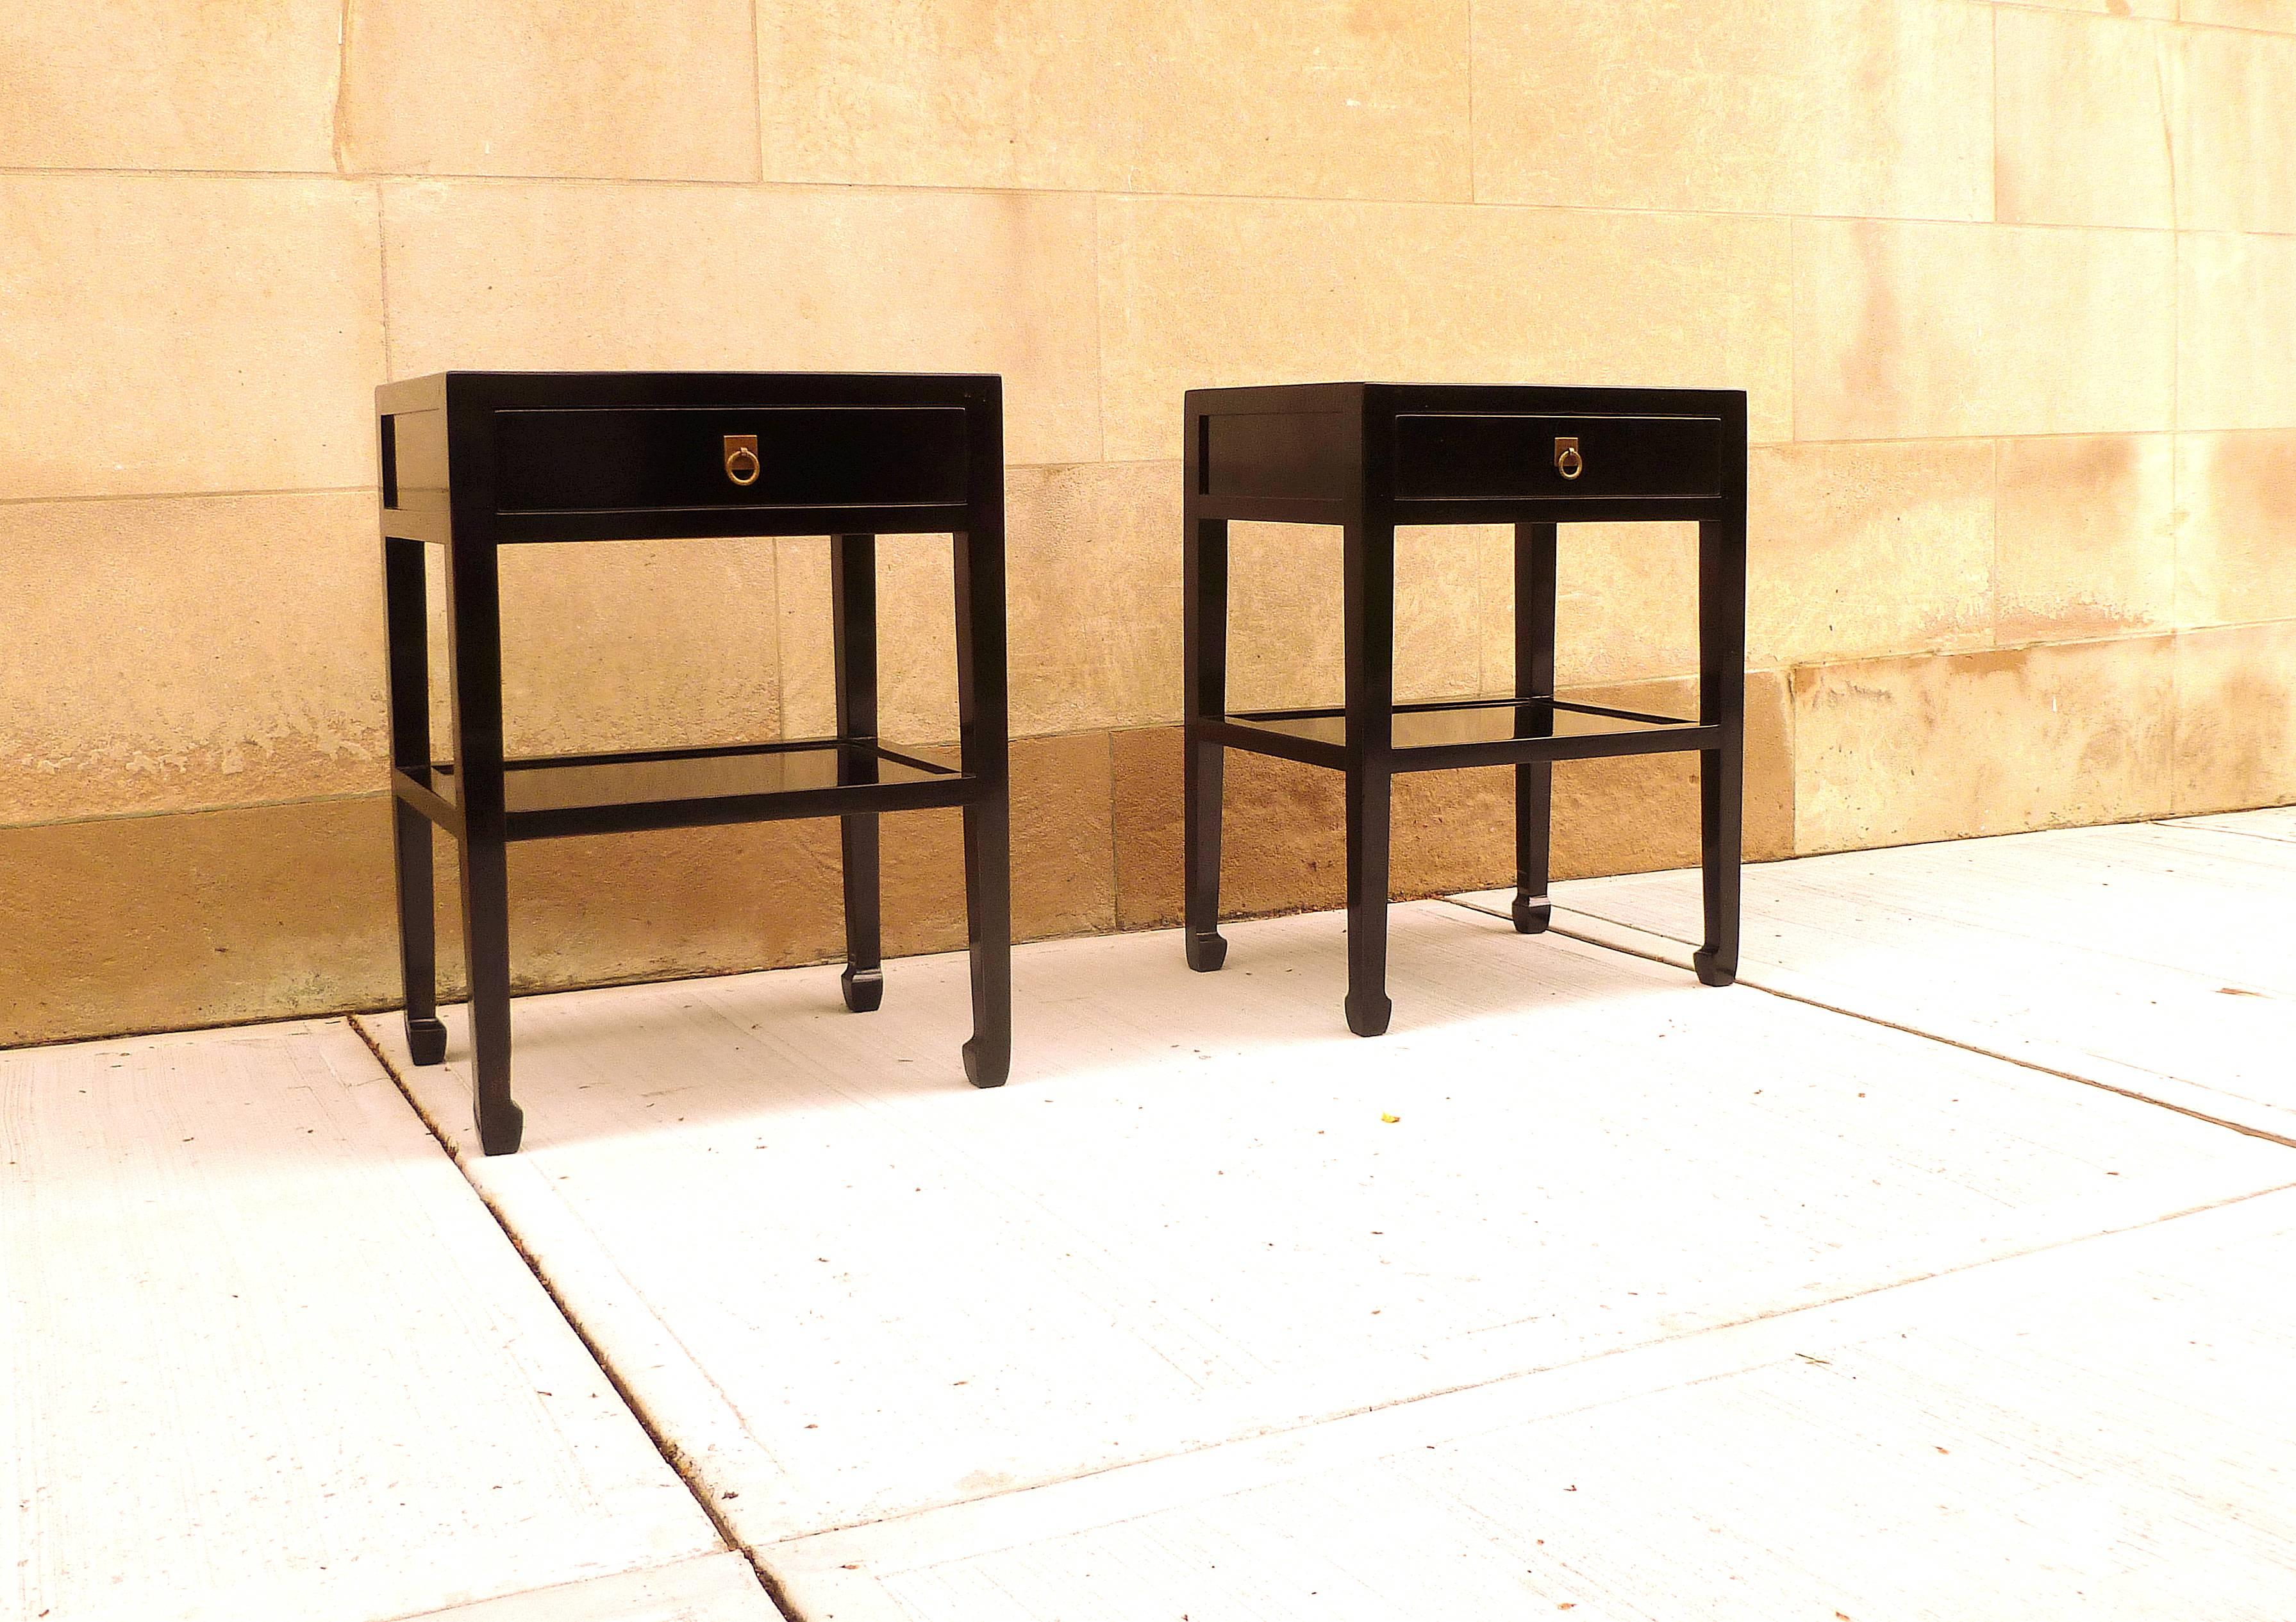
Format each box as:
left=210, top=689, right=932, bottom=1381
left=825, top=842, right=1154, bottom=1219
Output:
left=1554, top=437, right=1583, bottom=480
left=724, top=433, right=760, bottom=487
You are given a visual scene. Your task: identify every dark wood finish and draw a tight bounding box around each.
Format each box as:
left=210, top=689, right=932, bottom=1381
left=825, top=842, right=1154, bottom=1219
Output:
left=1197, top=410, right=1352, bottom=506
left=833, top=532, right=885, bottom=1014
left=383, top=536, right=445, bottom=1067
left=396, top=740, right=970, bottom=836
left=1342, top=513, right=1396, bottom=1039
left=951, top=390, right=1011, bottom=1087
left=377, top=371, right=1011, bottom=1151
left=493, top=407, right=969, bottom=513
left=1392, top=412, right=1723, bottom=501
left=1182, top=510, right=1230, bottom=971
left=1695, top=503, right=1748, bottom=988
left=440, top=412, right=520, bottom=1156
left=1513, top=521, right=1558, bottom=935
left=1183, top=381, right=1749, bottom=1033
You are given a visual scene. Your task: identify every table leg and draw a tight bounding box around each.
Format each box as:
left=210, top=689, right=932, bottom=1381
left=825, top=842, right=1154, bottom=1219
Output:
left=391, top=805, right=445, bottom=1065
left=444, top=528, right=522, bottom=1154
left=832, top=532, right=883, bottom=1014
left=384, top=536, right=446, bottom=1066
left=1695, top=510, right=1745, bottom=988
left=1343, top=516, right=1396, bottom=1037
left=458, top=838, right=520, bottom=1153
left=955, top=520, right=1011, bottom=1088
left=1513, top=521, right=1558, bottom=935
left=1184, top=514, right=1229, bottom=972
left=960, top=798, right=1011, bottom=1088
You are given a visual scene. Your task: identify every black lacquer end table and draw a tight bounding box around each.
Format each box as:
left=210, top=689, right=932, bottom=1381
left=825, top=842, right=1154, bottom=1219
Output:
left=1181, top=382, right=1747, bottom=1035
left=376, top=371, right=1012, bottom=1153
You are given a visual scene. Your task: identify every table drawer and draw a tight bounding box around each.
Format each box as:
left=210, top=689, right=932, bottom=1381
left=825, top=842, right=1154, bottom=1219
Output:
left=494, top=406, right=969, bottom=512
left=1393, top=412, right=1722, bottom=501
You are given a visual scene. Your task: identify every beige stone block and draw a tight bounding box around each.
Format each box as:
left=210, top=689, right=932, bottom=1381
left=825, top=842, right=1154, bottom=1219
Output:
left=756, top=0, right=1472, bottom=201
left=2176, top=430, right=2296, bottom=626
left=1393, top=529, right=1488, bottom=703
left=2172, top=620, right=2296, bottom=813
left=0, top=730, right=1115, bottom=1048
left=1222, top=527, right=1340, bottom=715
left=2176, top=26, right=2296, bottom=233
left=1097, top=196, right=1793, bottom=462
left=441, top=730, right=1108, bottom=987
left=1792, top=637, right=2176, bottom=853
left=1748, top=440, right=1996, bottom=667
left=0, top=494, right=385, bottom=824
left=510, top=732, right=1108, bottom=970
left=2181, top=1, right=2296, bottom=33
left=1110, top=671, right=1792, bottom=928
left=2002, top=1, right=2175, bottom=19
left=0, top=1, right=341, bottom=171
left=414, top=810, right=844, bottom=1005
left=340, top=0, right=760, bottom=181
left=775, top=540, right=838, bottom=741
left=1223, top=525, right=1341, bottom=715
left=0, top=792, right=847, bottom=1044
left=1475, top=524, right=1702, bottom=693
left=1001, top=732, right=1120, bottom=947
left=0, top=176, right=384, bottom=499
left=870, top=732, right=1118, bottom=956
left=494, top=539, right=781, bottom=759
left=1111, top=724, right=1501, bottom=928
left=418, top=538, right=784, bottom=762
left=1547, top=671, right=1797, bottom=880
left=1222, top=525, right=1486, bottom=714
left=1006, top=462, right=1184, bottom=735
left=1995, top=10, right=2178, bottom=228
left=2179, top=232, right=2296, bottom=432
left=0, top=799, right=400, bottom=1047
left=1996, top=435, right=2177, bottom=644
left=776, top=535, right=959, bottom=746
left=1794, top=218, right=2176, bottom=441
left=383, top=181, right=1100, bottom=466
left=1472, top=0, right=1990, bottom=220
left=475, top=819, right=845, bottom=998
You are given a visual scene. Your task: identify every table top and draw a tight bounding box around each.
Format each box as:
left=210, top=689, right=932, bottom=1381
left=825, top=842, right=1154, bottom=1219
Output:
left=1185, top=380, right=1746, bottom=415
left=1185, top=381, right=1747, bottom=521
left=377, top=370, right=1002, bottom=416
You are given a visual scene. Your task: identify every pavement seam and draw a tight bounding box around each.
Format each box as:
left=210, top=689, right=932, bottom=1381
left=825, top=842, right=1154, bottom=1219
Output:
left=1435, top=892, right=2296, bottom=1155
left=770, top=1175, right=2296, bottom=1581
left=345, top=1014, right=804, bottom=1622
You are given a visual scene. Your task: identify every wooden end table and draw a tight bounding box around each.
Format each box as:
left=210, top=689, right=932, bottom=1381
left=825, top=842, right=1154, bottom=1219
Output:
left=376, top=371, right=1011, bottom=1154
left=1181, top=382, right=1747, bottom=1035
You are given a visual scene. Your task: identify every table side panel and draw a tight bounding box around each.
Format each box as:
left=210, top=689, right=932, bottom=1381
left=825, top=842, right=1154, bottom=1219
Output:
left=378, top=405, right=450, bottom=537
left=1197, top=408, right=1360, bottom=506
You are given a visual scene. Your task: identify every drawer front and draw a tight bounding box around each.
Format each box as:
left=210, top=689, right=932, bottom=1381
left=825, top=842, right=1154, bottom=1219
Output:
left=1393, top=413, right=1722, bottom=501
left=494, top=406, right=970, bottom=512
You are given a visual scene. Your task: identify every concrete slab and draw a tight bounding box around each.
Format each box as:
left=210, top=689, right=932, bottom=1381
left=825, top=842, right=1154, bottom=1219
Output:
left=1463, top=819, right=2296, bottom=1137
left=356, top=898, right=2295, bottom=1571
left=1, top=1019, right=774, bottom=1622
left=775, top=1183, right=2296, bottom=1621
left=2167, top=805, right=2296, bottom=845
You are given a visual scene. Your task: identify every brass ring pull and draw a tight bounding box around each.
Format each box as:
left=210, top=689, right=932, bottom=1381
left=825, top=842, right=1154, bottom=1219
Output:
left=724, top=434, right=760, bottom=487
left=1555, top=437, right=1583, bottom=480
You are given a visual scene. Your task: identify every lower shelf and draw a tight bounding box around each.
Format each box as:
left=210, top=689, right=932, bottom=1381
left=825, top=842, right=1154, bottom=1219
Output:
left=1206, top=696, right=1720, bottom=771
left=394, top=739, right=978, bottom=839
